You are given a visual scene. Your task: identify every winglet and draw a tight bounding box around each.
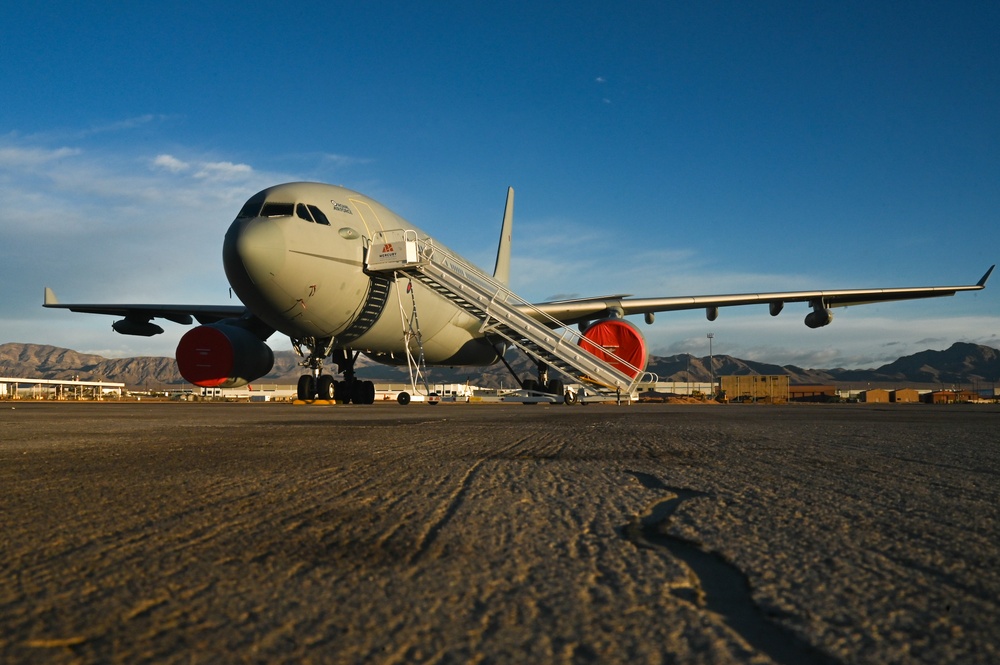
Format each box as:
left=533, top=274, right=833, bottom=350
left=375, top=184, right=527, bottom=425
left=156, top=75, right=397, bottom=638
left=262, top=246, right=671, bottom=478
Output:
left=978, top=265, right=995, bottom=288
left=43, top=287, right=59, bottom=306
left=493, top=187, right=514, bottom=286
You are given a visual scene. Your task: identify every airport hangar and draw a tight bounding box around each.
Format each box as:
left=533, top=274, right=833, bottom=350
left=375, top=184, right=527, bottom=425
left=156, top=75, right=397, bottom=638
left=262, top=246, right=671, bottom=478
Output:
left=0, top=377, right=125, bottom=400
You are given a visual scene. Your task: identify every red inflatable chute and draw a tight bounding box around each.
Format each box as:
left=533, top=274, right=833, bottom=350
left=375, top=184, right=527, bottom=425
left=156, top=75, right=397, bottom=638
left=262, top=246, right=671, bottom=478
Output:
left=578, top=319, right=648, bottom=378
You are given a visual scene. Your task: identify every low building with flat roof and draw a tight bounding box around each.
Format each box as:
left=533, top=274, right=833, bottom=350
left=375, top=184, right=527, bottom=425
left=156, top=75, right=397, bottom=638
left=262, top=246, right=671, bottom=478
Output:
left=789, top=384, right=838, bottom=402
left=719, top=375, right=789, bottom=403
left=861, top=388, right=891, bottom=403
left=890, top=388, right=921, bottom=403
left=0, top=377, right=125, bottom=400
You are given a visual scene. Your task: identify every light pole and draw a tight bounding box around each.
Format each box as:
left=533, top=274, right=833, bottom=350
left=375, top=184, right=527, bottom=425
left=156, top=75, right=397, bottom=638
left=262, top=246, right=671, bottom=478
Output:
left=707, top=332, right=715, bottom=398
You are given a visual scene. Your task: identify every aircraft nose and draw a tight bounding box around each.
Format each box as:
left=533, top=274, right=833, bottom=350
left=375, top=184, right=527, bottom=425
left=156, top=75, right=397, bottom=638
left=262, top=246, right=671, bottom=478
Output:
left=223, top=217, right=286, bottom=286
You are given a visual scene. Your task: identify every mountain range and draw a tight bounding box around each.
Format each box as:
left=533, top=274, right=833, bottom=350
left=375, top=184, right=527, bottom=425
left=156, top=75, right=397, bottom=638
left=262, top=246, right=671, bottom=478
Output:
left=2, top=341, right=998, bottom=389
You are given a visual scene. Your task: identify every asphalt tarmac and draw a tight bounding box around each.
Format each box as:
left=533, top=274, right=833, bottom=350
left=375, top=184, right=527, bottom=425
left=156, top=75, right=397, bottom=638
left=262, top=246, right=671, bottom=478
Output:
left=1, top=401, right=997, bottom=664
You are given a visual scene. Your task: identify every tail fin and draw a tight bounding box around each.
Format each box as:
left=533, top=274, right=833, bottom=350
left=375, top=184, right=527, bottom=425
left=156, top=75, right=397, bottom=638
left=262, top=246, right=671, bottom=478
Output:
left=493, top=187, right=514, bottom=285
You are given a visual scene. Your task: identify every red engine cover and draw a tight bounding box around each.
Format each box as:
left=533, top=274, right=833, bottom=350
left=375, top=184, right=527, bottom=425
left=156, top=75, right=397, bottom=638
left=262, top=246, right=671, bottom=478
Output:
left=176, top=325, right=234, bottom=387
left=579, top=319, right=648, bottom=378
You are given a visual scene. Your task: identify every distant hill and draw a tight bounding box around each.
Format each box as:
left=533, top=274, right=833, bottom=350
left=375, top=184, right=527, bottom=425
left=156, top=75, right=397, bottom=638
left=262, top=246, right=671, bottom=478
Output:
left=826, top=342, right=1000, bottom=385
left=1, top=341, right=997, bottom=389
left=0, top=343, right=183, bottom=387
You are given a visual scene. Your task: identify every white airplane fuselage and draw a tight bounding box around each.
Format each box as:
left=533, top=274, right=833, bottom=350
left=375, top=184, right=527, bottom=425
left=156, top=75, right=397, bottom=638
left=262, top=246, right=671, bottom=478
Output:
left=223, top=181, right=499, bottom=366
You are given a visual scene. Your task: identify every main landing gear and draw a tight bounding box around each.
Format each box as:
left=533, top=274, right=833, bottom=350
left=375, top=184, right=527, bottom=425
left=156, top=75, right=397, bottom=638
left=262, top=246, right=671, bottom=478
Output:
left=518, top=361, right=571, bottom=404
left=292, top=338, right=376, bottom=404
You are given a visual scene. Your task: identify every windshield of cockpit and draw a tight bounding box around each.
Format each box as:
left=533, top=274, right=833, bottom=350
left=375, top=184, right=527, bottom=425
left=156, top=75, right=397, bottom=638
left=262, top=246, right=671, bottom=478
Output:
left=236, top=195, right=330, bottom=225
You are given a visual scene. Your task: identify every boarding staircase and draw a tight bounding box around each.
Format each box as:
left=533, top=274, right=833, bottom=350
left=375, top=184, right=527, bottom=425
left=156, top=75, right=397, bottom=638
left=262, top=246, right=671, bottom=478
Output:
left=365, top=229, right=654, bottom=398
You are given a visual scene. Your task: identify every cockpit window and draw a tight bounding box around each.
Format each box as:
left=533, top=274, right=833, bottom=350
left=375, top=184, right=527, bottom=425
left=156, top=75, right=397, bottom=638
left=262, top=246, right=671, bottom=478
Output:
left=308, top=204, right=331, bottom=226
left=260, top=202, right=294, bottom=217
left=296, top=203, right=315, bottom=223
left=236, top=192, right=266, bottom=219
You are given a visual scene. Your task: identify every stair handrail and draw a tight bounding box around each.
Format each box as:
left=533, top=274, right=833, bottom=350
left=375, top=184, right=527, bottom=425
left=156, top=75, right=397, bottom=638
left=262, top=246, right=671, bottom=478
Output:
left=385, top=231, right=650, bottom=392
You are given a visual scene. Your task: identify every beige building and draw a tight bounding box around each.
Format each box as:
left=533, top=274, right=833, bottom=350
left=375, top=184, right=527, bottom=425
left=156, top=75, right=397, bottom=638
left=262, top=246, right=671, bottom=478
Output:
left=861, top=388, right=890, bottom=403
left=719, top=375, right=789, bottom=403
left=890, top=388, right=921, bottom=403
left=789, top=385, right=838, bottom=402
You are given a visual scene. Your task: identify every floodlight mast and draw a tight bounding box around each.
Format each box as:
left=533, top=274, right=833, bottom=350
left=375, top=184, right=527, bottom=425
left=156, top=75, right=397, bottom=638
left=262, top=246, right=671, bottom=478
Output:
left=707, top=332, right=715, bottom=397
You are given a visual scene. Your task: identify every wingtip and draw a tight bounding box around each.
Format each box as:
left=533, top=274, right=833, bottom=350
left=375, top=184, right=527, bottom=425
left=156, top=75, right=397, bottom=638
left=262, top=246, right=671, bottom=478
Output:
left=43, top=287, right=59, bottom=306
left=978, top=265, right=995, bottom=288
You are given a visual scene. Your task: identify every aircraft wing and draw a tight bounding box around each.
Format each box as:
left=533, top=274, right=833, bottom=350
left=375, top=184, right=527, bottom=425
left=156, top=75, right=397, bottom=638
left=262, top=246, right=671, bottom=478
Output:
left=528, top=265, right=994, bottom=326
left=43, top=287, right=246, bottom=335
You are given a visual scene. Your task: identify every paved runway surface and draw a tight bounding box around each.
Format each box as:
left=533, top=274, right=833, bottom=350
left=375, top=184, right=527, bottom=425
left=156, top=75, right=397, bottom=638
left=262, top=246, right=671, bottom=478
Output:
left=1, top=402, right=997, bottom=664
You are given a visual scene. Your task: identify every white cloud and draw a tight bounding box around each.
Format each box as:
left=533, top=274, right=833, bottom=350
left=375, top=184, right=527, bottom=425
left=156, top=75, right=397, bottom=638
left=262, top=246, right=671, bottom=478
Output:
left=0, top=145, right=80, bottom=168
left=82, top=114, right=164, bottom=136
left=152, top=154, right=190, bottom=173
left=0, top=133, right=300, bottom=357
left=194, top=161, right=254, bottom=180
left=320, top=153, right=374, bottom=168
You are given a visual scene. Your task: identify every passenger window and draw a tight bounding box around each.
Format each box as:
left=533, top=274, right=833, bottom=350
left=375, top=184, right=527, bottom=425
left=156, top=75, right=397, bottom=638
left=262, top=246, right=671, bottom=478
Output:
left=308, top=204, right=331, bottom=225
left=296, top=203, right=315, bottom=223
left=260, top=202, right=294, bottom=217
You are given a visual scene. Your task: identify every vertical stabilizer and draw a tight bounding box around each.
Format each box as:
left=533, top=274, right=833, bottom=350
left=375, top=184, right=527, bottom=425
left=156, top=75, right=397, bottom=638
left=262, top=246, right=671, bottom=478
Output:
left=493, top=187, right=514, bottom=285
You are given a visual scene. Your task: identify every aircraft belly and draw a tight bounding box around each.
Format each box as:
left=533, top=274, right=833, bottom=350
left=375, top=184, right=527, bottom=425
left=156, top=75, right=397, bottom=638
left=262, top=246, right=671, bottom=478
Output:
left=348, top=286, right=498, bottom=365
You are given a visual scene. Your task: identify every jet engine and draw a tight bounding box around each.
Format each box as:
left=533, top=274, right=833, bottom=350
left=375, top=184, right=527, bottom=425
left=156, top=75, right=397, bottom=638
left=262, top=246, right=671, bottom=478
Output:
left=176, top=324, right=274, bottom=388
left=804, top=308, right=834, bottom=329
left=578, top=318, right=648, bottom=378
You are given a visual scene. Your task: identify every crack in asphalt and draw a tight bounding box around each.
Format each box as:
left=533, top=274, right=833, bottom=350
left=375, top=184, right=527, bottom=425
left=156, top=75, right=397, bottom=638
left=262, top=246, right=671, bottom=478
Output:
left=622, top=471, right=839, bottom=665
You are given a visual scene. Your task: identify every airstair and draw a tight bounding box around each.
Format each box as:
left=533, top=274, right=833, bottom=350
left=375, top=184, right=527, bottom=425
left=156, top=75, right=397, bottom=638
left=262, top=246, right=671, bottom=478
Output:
left=366, top=229, right=654, bottom=399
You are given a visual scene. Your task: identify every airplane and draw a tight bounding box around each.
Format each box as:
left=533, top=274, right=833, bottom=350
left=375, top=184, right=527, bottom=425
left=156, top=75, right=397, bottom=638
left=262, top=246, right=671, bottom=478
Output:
left=44, top=181, right=994, bottom=403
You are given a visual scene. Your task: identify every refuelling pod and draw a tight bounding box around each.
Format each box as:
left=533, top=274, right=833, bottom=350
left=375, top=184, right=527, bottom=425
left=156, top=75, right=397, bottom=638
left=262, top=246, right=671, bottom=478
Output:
left=578, top=318, right=648, bottom=378
left=176, top=324, right=274, bottom=388
left=112, top=318, right=164, bottom=337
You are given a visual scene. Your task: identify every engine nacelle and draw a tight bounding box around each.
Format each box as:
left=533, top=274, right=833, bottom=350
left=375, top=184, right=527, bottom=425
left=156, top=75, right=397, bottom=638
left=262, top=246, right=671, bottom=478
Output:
left=578, top=318, right=648, bottom=378
left=176, top=324, right=274, bottom=388
left=804, top=308, right=834, bottom=329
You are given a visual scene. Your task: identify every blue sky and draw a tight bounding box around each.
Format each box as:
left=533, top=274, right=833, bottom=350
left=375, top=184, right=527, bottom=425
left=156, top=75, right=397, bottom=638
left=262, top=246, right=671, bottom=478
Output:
left=2, top=1, right=998, bottom=368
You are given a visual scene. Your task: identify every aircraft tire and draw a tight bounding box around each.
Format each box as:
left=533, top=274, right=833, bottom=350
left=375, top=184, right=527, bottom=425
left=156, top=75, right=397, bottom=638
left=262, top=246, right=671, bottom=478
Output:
left=317, top=375, right=335, bottom=400
left=334, top=380, right=350, bottom=403
left=362, top=380, right=376, bottom=404
left=297, top=375, right=316, bottom=401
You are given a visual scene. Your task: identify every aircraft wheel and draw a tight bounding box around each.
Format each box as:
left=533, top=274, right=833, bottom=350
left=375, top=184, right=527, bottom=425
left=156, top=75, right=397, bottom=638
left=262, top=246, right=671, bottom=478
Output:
left=297, top=375, right=316, bottom=400
left=350, top=380, right=364, bottom=405
left=362, top=380, right=376, bottom=404
left=317, top=375, right=335, bottom=400
left=397, top=391, right=411, bottom=405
